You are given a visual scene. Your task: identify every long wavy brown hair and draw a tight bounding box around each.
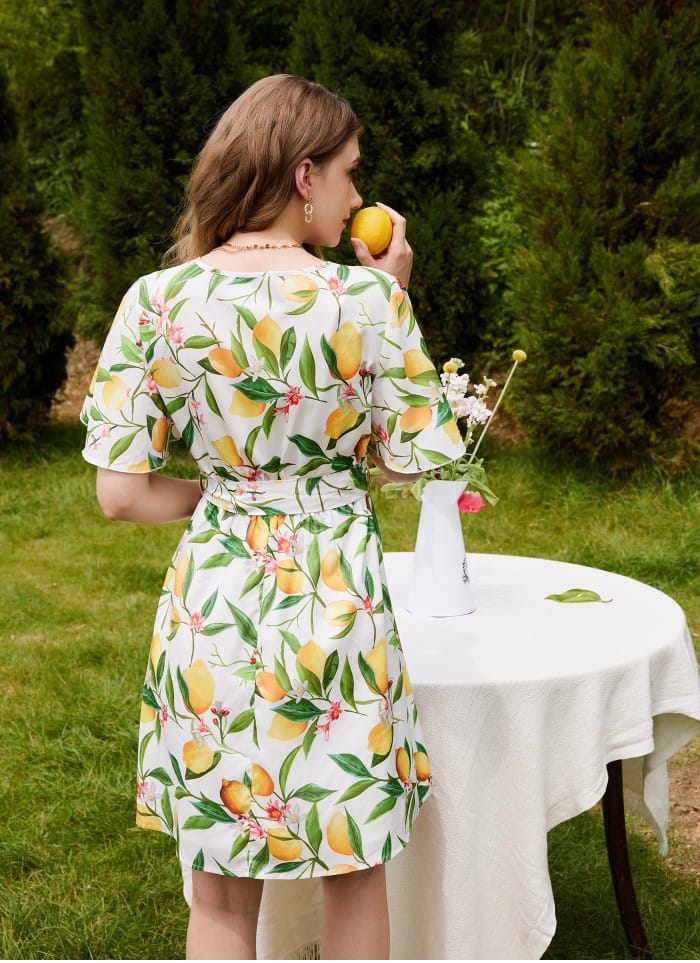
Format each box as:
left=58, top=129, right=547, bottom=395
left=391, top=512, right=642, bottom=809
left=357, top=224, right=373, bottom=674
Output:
left=166, top=74, right=361, bottom=264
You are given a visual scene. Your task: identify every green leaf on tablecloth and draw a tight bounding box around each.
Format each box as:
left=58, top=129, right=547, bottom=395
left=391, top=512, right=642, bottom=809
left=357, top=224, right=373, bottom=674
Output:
left=545, top=588, right=612, bottom=603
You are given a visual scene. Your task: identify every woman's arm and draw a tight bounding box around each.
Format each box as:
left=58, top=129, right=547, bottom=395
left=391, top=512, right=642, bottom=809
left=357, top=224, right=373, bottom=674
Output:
left=96, top=467, right=201, bottom=523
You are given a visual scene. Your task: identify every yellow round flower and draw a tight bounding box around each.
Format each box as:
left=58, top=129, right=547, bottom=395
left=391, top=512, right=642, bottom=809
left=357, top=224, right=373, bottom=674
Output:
left=512, top=349, right=527, bottom=363
left=442, top=357, right=463, bottom=374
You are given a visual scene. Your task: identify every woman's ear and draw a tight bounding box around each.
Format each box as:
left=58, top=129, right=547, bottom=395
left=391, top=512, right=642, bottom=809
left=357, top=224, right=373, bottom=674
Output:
left=294, top=158, right=314, bottom=199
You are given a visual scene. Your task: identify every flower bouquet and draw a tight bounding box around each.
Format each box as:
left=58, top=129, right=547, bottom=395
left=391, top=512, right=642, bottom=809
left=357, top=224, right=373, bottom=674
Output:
left=386, top=349, right=526, bottom=617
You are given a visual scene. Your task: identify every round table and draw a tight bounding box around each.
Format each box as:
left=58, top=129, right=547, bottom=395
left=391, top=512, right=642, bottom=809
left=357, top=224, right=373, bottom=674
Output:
left=235, top=554, right=700, bottom=959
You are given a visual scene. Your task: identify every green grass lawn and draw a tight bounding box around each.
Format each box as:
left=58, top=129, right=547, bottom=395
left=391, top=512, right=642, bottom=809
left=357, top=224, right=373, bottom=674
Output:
left=1, top=420, right=698, bottom=959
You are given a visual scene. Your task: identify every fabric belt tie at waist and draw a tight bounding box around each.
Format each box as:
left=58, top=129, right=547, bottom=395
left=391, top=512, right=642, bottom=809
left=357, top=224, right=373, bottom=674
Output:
left=199, top=468, right=370, bottom=516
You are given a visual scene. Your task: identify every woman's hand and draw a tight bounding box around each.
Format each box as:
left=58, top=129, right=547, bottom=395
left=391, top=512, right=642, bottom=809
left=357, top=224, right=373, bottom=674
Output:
left=350, top=202, right=413, bottom=288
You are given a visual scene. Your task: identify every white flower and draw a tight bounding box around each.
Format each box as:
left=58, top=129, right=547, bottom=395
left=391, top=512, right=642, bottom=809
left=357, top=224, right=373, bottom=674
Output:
left=288, top=680, right=309, bottom=703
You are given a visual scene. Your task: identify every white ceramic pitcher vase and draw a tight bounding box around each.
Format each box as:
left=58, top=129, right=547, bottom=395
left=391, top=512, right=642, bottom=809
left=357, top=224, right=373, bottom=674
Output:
left=407, top=479, right=476, bottom=617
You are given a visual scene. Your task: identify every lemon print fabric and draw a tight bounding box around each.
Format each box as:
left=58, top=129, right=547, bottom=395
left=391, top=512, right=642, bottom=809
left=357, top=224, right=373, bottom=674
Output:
left=81, top=259, right=465, bottom=879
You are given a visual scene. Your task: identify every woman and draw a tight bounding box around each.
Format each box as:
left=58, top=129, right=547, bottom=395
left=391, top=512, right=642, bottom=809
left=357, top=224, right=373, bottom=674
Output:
left=81, top=74, right=465, bottom=959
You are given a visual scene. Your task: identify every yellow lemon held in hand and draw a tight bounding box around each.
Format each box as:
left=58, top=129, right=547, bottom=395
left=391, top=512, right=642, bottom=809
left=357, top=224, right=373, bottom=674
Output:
left=276, top=559, right=304, bottom=595
left=251, top=763, right=274, bottom=797
left=213, top=435, right=244, bottom=467
left=256, top=670, right=286, bottom=702
left=297, top=640, right=327, bottom=680
left=399, top=405, right=431, bottom=435
left=328, top=321, right=362, bottom=380
left=150, top=359, right=182, bottom=388
left=229, top=390, right=266, bottom=417
left=396, top=747, right=410, bottom=783
left=414, top=750, right=431, bottom=781
left=321, top=548, right=347, bottom=592
left=208, top=346, right=242, bottom=378
left=267, top=827, right=303, bottom=861
left=182, top=740, right=215, bottom=774
left=367, top=720, right=392, bottom=755
left=182, top=659, right=215, bottom=715
left=136, top=805, right=162, bottom=831
left=268, top=714, right=308, bottom=740
left=103, top=375, right=128, bottom=411
left=220, top=779, right=252, bottom=814
left=327, top=812, right=354, bottom=855
left=350, top=206, right=393, bottom=256
left=364, top=637, right=388, bottom=693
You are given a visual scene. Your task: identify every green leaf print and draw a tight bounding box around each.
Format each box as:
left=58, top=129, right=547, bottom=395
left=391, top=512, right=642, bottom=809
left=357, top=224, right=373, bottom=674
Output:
left=200, top=553, right=235, bottom=570
left=161, top=788, right=174, bottom=831
left=244, top=424, right=263, bottom=464
left=138, top=278, right=152, bottom=312
left=139, top=729, right=155, bottom=771
left=192, top=799, right=235, bottom=823
left=169, top=752, right=186, bottom=788
left=269, top=861, right=306, bottom=874
left=293, top=784, right=335, bottom=802
left=381, top=834, right=392, bottom=863
left=289, top=434, right=326, bottom=459
left=230, top=332, right=248, bottom=369
left=274, top=699, right=324, bottom=721
left=218, top=535, right=251, bottom=559
left=235, top=377, right=284, bottom=402
left=192, top=850, right=205, bottom=872
left=253, top=335, right=280, bottom=378
left=225, top=709, right=255, bottom=734
left=228, top=830, right=250, bottom=861
left=280, top=327, right=297, bottom=372
left=164, top=262, right=204, bottom=301
left=108, top=430, right=139, bottom=465
left=275, top=594, right=305, bottom=611
left=299, top=336, right=319, bottom=398
left=297, top=663, right=322, bottom=697
left=367, top=796, right=398, bottom=823
left=200, top=589, right=219, bottom=619
left=183, top=815, right=216, bottom=830
left=147, top=767, right=173, bottom=786
left=167, top=395, right=187, bottom=414
left=287, top=292, right=319, bottom=315
left=199, top=621, right=232, bottom=636
left=320, top=335, right=343, bottom=381
left=306, top=803, right=322, bottom=853
left=120, top=335, right=142, bottom=363
left=142, top=684, right=160, bottom=710
left=280, top=630, right=301, bottom=653
left=184, top=335, right=219, bottom=349
left=330, top=754, right=373, bottom=780
left=241, top=565, right=265, bottom=596
left=206, top=269, right=228, bottom=300
left=408, top=368, right=441, bottom=387
left=358, top=652, right=381, bottom=694
left=249, top=843, right=270, bottom=878
left=176, top=667, right=196, bottom=715
left=322, top=650, right=340, bottom=689
left=274, top=656, right=292, bottom=693
left=345, top=810, right=365, bottom=860
left=259, top=586, right=277, bottom=622
left=235, top=304, right=258, bottom=330
left=204, top=381, right=223, bottom=419
left=307, top=536, right=320, bottom=587
left=182, top=418, right=195, bottom=449
left=340, top=659, right=357, bottom=710
left=337, top=778, right=377, bottom=803
left=279, top=745, right=303, bottom=797
left=224, top=601, right=258, bottom=646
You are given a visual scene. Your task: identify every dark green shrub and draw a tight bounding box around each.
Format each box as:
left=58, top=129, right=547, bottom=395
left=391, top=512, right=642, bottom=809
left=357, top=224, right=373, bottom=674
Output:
left=508, top=0, right=700, bottom=469
left=0, top=69, right=71, bottom=443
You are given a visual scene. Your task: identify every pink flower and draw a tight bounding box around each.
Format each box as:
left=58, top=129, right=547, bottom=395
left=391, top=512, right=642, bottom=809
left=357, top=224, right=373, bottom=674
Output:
left=327, top=701, right=343, bottom=722
left=265, top=800, right=286, bottom=822
left=328, top=277, right=345, bottom=294
left=457, top=491, right=486, bottom=513
left=285, top=385, right=302, bottom=406
left=145, top=374, right=158, bottom=395
left=167, top=322, right=184, bottom=346
left=363, top=595, right=375, bottom=613
left=189, top=612, right=205, bottom=632
left=373, top=424, right=389, bottom=444
left=160, top=705, right=169, bottom=724
left=315, top=719, right=332, bottom=741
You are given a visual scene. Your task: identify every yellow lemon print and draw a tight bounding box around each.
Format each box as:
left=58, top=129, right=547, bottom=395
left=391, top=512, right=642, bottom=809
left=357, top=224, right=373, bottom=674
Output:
left=403, top=349, right=434, bottom=379
left=399, top=406, right=431, bottom=435
left=297, top=640, right=327, bottom=680
left=442, top=418, right=462, bottom=445
left=140, top=701, right=156, bottom=723
left=327, top=864, right=358, bottom=875
left=276, top=559, right=304, bottom=595
left=136, top=805, right=162, bottom=831
left=395, top=747, right=410, bottom=783
left=387, top=290, right=408, bottom=328
left=127, top=460, right=150, bottom=473
left=173, top=552, right=190, bottom=598
left=88, top=364, right=99, bottom=395
left=181, top=659, right=215, bottom=715
left=151, top=417, right=168, bottom=453
left=256, top=670, right=286, bottom=702
left=367, top=720, right=392, bottom=756
left=327, top=812, right=354, bottom=855
left=253, top=314, right=283, bottom=355
left=149, top=633, right=163, bottom=670
left=251, top=763, right=274, bottom=797
left=182, top=740, right=215, bottom=774
left=354, top=434, right=371, bottom=462
left=150, top=359, right=182, bottom=388
left=320, top=548, right=347, bottom=592
left=324, top=407, right=361, bottom=439
left=267, top=828, right=303, bottom=861
left=329, top=321, right=362, bottom=380
left=350, top=206, right=393, bottom=255
left=220, top=779, right=252, bottom=814
left=268, top=715, right=308, bottom=741
left=103, top=375, right=128, bottom=411
left=324, top=600, right=357, bottom=628
left=280, top=275, right=319, bottom=302
left=364, top=637, right=388, bottom=693
left=402, top=666, right=413, bottom=697
left=213, top=435, right=244, bottom=467
left=229, top=390, right=266, bottom=417
left=245, top=516, right=269, bottom=552
left=208, top=346, right=242, bottom=378
left=414, top=751, right=431, bottom=781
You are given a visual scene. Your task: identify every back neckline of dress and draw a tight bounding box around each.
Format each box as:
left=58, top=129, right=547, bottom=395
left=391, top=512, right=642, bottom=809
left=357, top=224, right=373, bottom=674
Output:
left=194, top=258, right=331, bottom=276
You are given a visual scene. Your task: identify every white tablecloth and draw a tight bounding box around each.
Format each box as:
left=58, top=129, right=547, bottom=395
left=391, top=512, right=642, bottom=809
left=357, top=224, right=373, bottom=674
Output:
left=216, top=553, right=700, bottom=959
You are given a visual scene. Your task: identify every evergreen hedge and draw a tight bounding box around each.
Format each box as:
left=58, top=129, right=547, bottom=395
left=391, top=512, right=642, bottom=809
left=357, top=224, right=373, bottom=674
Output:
left=508, top=0, right=700, bottom=469
left=0, top=69, right=71, bottom=442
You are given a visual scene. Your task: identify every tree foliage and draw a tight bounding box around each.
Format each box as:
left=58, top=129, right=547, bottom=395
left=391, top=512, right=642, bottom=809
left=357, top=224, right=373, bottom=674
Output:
left=0, top=68, right=71, bottom=442
left=508, top=0, right=700, bottom=468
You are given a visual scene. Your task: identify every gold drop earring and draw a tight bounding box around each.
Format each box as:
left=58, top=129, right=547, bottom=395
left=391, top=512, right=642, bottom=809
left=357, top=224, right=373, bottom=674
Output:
left=304, top=196, right=314, bottom=224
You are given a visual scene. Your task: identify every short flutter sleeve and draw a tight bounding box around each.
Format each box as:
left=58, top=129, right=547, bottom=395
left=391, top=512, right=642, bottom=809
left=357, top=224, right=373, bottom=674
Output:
left=370, top=282, right=466, bottom=473
left=81, top=281, right=172, bottom=473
